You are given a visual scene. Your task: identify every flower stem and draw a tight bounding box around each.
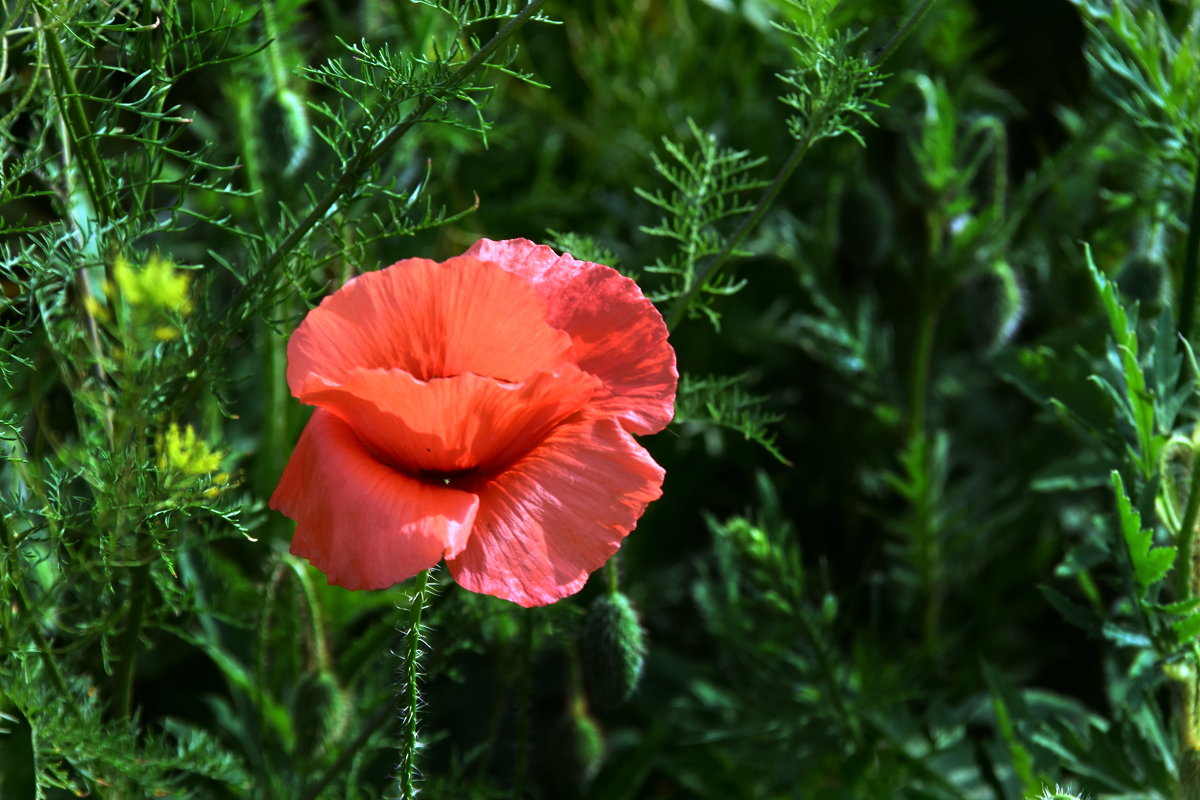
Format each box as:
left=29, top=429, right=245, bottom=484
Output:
left=395, top=568, right=431, bottom=800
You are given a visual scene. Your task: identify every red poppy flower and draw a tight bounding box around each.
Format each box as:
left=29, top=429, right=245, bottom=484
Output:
left=269, top=238, right=677, bottom=607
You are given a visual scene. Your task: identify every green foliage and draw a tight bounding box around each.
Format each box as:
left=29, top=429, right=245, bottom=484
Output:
left=673, top=373, right=789, bottom=465
left=7, top=0, right=1200, bottom=797
left=774, top=0, right=882, bottom=147
left=1112, top=471, right=1175, bottom=595
left=635, top=120, right=768, bottom=328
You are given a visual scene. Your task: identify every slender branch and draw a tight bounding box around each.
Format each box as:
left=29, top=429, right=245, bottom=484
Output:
left=663, top=0, right=942, bottom=331
left=176, top=0, right=549, bottom=408
left=257, top=0, right=548, bottom=286
left=300, top=703, right=394, bottom=800
left=1178, top=151, right=1200, bottom=341
left=665, top=132, right=812, bottom=331
left=0, top=515, right=68, bottom=695
left=871, top=0, right=940, bottom=69
left=394, top=569, right=431, bottom=800
left=113, top=560, right=152, bottom=717
left=36, top=0, right=115, bottom=225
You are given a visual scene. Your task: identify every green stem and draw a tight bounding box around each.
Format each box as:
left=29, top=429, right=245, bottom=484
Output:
left=1177, top=151, right=1200, bottom=341
left=37, top=1, right=114, bottom=225
left=1176, top=441, right=1200, bottom=603
left=175, top=0, right=548, bottom=409
left=663, top=0, right=941, bottom=331
left=0, top=515, right=68, bottom=695
left=909, top=305, right=939, bottom=438
left=870, top=0, right=940, bottom=69
left=130, top=0, right=171, bottom=215
left=665, top=131, right=812, bottom=331
left=395, top=569, right=431, bottom=800
left=113, top=561, right=151, bottom=717
left=300, top=703, right=394, bottom=800
left=257, top=0, right=547, bottom=279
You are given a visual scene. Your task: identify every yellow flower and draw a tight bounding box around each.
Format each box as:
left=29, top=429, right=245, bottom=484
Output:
left=158, top=423, right=223, bottom=476
left=114, top=255, right=193, bottom=314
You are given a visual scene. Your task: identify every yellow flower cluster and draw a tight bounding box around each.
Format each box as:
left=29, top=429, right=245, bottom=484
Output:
left=113, top=255, right=193, bottom=314
left=158, top=423, right=223, bottom=477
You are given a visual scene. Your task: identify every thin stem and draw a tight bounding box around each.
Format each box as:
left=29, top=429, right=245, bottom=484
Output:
left=130, top=0, right=170, bottom=215
left=300, top=703, right=394, bottom=800
left=870, top=0, right=939, bottom=69
left=665, top=134, right=813, bottom=331
left=258, top=0, right=548, bottom=285
left=1178, top=151, right=1200, bottom=341
left=0, top=515, right=68, bottom=695
left=113, top=560, right=151, bottom=717
left=175, top=0, right=548, bottom=408
left=394, top=569, right=431, bottom=800
left=1176, top=440, right=1200, bottom=604
left=663, top=0, right=941, bottom=331
left=908, top=302, right=939, bottom=438
left=37, top=1, right=114, bottom=225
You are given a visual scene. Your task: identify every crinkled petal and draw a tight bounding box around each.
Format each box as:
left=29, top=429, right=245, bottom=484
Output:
left=297, top=365, right=600, bottom=474
left=464, top=238, right=677, bottom=435
left=287, top=256, right=574, bottom=392
left=446, top=417, right=665, bottom=607
left=271, top=410, right=480, bottom=587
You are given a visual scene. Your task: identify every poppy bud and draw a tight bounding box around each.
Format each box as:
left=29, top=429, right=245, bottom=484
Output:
left=1115, top=254, right=1171, bottom=314
left=962, top=259, right=1024, bottom=352
left=550, top=696, right=605, bottom=791
left=581, top=591, right=647, bottom=707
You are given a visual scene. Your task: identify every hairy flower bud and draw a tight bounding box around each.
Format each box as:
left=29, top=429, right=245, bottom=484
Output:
left=962, top=259, right=1025, bottom=352
left=582, top=590, right=647, bottom=707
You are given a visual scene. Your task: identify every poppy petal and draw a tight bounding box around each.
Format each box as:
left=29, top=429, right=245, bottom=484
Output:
left=445, top=417, right=665, bottom=607
left=287, top=256, right=574, bottom=391
left=271, top=409, right=480, bottom=588
left=296, top=365, right=601, bottom=475
left=464, top=238, right=677, bottom=435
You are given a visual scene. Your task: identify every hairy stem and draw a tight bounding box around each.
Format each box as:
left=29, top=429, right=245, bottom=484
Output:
left=395, top=569, right=431, bottom=800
